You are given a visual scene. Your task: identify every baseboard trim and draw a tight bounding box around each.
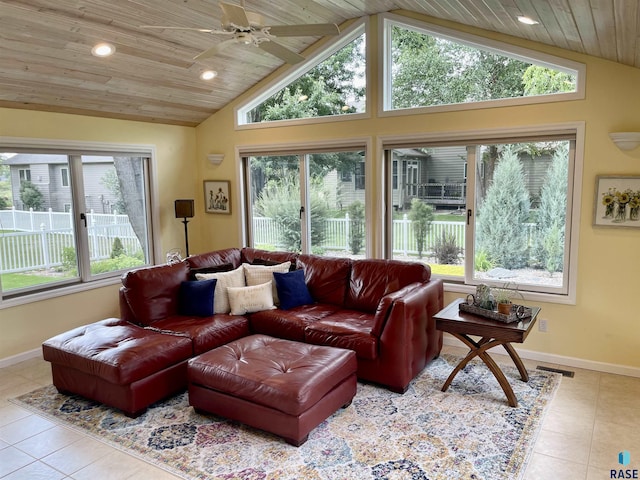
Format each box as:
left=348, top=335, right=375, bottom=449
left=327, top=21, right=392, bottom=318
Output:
left=0, top=348, right=42, bottom=369
left=442, top=334, right=640, bottom=378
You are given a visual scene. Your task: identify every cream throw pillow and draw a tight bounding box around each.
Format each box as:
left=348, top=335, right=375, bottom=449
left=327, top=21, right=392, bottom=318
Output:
left=227, top=281, right=275, bottom=315
left=196, top=264, right=245, bottom=314
left=243, top=261, right=291, bottom=305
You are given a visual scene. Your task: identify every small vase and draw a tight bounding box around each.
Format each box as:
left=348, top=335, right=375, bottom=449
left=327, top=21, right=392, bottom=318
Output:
left=615, top=203, right=627, bottom=222
left=631, top=207, right=639, bottom=221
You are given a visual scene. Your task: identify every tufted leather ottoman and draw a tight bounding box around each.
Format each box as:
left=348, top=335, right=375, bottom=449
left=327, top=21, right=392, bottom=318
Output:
left=43, top=318, right=193, bottom=417
left=187, top=334, right=357, bottom=446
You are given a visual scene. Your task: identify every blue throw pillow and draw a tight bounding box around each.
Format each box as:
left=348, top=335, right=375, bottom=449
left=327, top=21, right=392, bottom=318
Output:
left=179, top=279, right=216, bottom=316
left=273, top=269, right=314, bottom=310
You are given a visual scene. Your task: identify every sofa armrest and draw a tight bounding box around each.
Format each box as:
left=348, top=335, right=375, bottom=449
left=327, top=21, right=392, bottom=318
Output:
left=375, top=279, right=444, bottom=391
left=370, top=282, right=424, bottom=337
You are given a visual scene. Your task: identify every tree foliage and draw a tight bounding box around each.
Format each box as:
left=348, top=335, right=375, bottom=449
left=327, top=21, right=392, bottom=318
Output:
left=533, top=144, right=568, bottom=273
left=347, top=201, right=365, bottom=255
left=255, top=175, right=329, bottom=252
left=19, top=180, right=44, bottom=211
left=476, top=146, right=530, bottom=269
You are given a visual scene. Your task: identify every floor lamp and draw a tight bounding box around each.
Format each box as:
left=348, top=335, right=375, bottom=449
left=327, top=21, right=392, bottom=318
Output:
left=174, top=199, right=194, bottom=257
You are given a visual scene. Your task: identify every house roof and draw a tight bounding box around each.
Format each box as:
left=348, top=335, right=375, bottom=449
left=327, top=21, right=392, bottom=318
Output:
left=0, top=1, right=636, bottom=127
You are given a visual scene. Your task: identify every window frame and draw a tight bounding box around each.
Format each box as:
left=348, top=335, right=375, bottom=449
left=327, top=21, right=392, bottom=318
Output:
left=379, top=13, right=586, bottom=118
left=237, top=137, right=374, bottom=255
left=235, top=17, right=370, bottom=129
left=380, top=122, right=584, bottom=305
left=0, top=137, right=160, bottom=309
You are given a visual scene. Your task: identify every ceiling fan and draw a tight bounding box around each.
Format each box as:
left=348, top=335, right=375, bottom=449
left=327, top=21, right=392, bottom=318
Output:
left=142, top=1, right=340, bottom=64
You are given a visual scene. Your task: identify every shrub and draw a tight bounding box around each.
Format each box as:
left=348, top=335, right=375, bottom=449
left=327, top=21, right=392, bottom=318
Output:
left=90, top=255, right=145, bottom=275
left=110, top=237, right=125, bottom=258
left=474, top=250, right=494, bottom=272
left=408, top=199, right=434, bottom=259
left=61, top=247, right=77, bottom=273
left=433, top=231, right=462, bottom=264
left=347, top=201, right=365, bottom=255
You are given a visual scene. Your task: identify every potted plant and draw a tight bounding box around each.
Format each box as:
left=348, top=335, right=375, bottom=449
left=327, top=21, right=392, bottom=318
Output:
left=491, top=284, right=521, bottom=315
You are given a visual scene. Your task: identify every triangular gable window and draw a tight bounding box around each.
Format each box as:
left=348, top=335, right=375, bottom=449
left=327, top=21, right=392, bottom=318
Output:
left=237, top=20, right=366, bottom=126
left=381, top=14, right=584, bottom=114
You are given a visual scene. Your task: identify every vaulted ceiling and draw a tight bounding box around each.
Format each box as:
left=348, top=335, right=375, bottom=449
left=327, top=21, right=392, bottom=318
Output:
left=1, top=0, right=638, bottom=127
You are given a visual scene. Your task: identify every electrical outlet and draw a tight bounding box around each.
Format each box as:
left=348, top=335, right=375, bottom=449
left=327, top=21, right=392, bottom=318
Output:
left=538, top=318, right=548, bottom=332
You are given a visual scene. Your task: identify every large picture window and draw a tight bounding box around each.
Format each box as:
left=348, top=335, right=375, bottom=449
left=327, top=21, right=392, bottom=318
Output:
left=0, top=146, right=155, bottom=302
left=384, top=125, right=582, bottom=302
left=243, top=146, right=367, bottom=257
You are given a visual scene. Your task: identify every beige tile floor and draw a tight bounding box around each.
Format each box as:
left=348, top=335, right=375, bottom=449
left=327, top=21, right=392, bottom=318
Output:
left=0, top=345, right=638, bottom=479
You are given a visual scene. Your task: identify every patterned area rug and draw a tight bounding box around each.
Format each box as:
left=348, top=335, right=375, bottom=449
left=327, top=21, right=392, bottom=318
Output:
left=12, top=353, right=560, bottom=480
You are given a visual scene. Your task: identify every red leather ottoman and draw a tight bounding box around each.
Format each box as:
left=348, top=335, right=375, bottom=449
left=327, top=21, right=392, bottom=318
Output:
left=43, top=318, right=193, bottom=417
left=187, top=334, right=357, bottom=446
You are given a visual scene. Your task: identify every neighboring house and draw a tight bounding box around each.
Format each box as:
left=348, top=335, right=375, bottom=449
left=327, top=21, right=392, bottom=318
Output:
left=4, top=154, right=119, bottom=213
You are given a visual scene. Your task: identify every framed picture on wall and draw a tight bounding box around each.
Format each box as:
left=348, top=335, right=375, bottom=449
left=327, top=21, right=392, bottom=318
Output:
left=593, top=175, right=640, bottom=227
left=204, top=180, right=231, bottom=215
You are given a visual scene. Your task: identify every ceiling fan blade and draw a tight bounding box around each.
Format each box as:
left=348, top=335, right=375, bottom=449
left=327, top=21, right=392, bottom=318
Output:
left=141, top=26, right=219, bottom=33
left=220, top=2, right=250, bottom=27
left=193, top=38, right=237, bottom=60
left=259, top=40, right=305, bottom=64
left=267, top=24, right=340, bottom=37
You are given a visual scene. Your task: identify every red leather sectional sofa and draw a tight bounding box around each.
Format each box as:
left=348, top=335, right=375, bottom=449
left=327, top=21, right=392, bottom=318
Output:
left=43, top=247, right=444, bottom=416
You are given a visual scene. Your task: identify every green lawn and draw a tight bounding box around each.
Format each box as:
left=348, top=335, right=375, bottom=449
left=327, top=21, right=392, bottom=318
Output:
left=1, top=272, right=75, bottom=290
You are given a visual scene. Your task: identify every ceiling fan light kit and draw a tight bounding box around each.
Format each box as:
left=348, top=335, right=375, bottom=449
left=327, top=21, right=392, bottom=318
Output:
left=143, top=1, right=339, bottom=65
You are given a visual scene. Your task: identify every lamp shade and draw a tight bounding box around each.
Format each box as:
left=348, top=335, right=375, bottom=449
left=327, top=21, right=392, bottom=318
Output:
left=175, top=199, right=194, bottom=218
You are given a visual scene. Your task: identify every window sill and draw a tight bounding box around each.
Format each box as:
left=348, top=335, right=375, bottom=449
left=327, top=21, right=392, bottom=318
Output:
left=444, top=281, right=576, bottom=306
left=0, top=276, right=122, bottom=310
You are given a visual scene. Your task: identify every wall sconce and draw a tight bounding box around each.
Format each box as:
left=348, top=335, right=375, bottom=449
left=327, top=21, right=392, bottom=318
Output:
left=609, top=132, right=640, bottom=151
left=174, top=199, right=194, bottom=257
left=207, top=154, right=224, bottom=165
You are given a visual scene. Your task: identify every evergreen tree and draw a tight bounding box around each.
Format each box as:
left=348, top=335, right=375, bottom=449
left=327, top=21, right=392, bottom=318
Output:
left=408, top=199, right=434, bottom=259
left=476, top=146, right=530, bottom=269
left=534, top=144, right=568, bottom=273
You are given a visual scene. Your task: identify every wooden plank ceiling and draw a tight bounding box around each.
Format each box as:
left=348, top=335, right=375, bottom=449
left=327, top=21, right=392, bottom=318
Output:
left=0, top=0, right=638, bottom=127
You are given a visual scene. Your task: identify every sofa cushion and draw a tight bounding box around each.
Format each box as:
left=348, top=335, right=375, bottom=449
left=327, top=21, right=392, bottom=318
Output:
left=227, top=282, right=276, bottom=315
left=243, top=261, right=291, bottom=304
left=178, top=279, right=216, bottom=317
left=273, top=269, right=314, bottom=310
left=296, top=254, right=352, bottom=306
left=150, top=315, right=250, bottom=355
left=304, top=311, right=377, bottom=360
left=241, top=248, right=299, bottom=267
left=249, top=304, right=339, bottom=341
left=196, top=265, right=245, bottom=314
left=188, top=263, right=234, bottom=281
left=121, top=262, right=190, bottom=326
left=186, top=248, right=242, bottom=270
left=42, top=318, right=193, bottom=385
left=345, top=259, right=431, bottom=313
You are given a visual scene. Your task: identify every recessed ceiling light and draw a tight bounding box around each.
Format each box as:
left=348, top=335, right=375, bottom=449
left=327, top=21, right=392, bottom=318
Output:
left=91, top=42, right=116, bottom=57
left=517, top=15, right=539, bottom=25
left=200, top=70, right=218, bottom=80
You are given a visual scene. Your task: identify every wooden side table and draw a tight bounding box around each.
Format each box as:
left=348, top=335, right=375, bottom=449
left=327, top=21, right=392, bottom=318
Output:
left=433, top=298, right=541, bottom=407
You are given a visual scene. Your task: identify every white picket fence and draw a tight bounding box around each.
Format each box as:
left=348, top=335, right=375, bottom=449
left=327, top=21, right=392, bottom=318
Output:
left=1, top=208, right=536, bottom=273
left=0, top=208, right=140, bottom=273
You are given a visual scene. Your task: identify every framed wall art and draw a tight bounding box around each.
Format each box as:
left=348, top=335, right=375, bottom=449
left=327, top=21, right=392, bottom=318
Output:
left=204, top=180, right=231, bottom=214
left=593, top=175, right=640, bottom=228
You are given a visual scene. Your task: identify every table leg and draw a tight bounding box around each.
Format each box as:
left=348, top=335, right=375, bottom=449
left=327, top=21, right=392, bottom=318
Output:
left=443, top=333, right=519, bottom=407
left=503, top=343, right=529, bottom=381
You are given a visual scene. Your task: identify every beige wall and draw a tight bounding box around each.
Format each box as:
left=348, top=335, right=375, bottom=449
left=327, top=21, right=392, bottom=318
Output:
left=0, top=109, right=197, bottom=360
left=2, top=12, right=640, bottom=372
left=195, top=13, right=640, bottom=371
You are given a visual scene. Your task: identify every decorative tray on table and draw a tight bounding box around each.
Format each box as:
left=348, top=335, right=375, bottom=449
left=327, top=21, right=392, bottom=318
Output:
left=459, top=297, right=532, bottom=324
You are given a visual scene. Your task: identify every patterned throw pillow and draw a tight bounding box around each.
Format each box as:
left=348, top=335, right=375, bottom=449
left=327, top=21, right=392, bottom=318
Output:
left=227, top=281, right=276, bottom=315
left=196, top=264, right=245, bottom=314
left=243, top=261, right=291, bottom=305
